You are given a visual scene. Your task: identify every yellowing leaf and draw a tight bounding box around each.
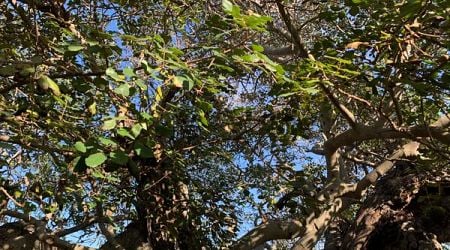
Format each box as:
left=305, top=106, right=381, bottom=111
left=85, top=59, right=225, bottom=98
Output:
left=87, top=100, right=96, bottom=115
left=14, top=190, right=22, bottom=198
left=155, top=86, right=163, bottom=102
left=173, top=76, right=183, bottom=88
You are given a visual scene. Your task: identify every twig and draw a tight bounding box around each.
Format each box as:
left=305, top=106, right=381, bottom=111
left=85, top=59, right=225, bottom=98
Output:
left=275, top=0, right=308, bottom=58
left=319, top=82, right=357, bottom=129
left=0, top=187, right=24, bottom=207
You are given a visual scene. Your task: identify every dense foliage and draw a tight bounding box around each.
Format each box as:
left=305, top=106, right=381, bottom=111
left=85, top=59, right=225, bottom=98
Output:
left=0, top=0, right=449, bottom=249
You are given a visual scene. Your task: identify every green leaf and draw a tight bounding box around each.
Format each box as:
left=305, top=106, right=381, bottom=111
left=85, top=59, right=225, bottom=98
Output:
left=86, top=39, right=99, bottom=46
left=106, top=67, right=124, bottom=81
left=172, top=75, right=185, bottom=88
left=67, top=44, right=84, bottom=52
left=131, top=123, right=143, bottom=137
left=94, top=77, right=108, bottom=90
left=91, top=169, right=105, bottom=178
left=350, top=0, right=367, bottom=4
left=251, top=44, right=264, bottom=52
left=30, top=56, right=43, bottom=64
left=38, top=75, right=61, bottom=96
left=400, top=0, right=422, bottom=18
left=302, top=86, right=319, bottom=94
left=110, top=151, right=129, bottom=165
left=243, top=15, right=272, bottom=31
left=230, top=5, right=241, bottom=18
left=117, top=128, right=135, bottom=139
left=135, top=79, right=147, bottom=91
left=183, top=78, right=194, bottom=90
left=277, top=91, right=299, bottom=98
left=222, top=0, right=233, bottom=12
left=114, top=83, right=131, bottom=96
left=323, top=55, right=352, bottom=64
left=141, top=60, right=152, bottom=74
left=241, top=54, right=260, bottom=63
left=123, top=67, right=136, bottom=78
left=74, top=141, right=87, bottom=153
left=98, top=137, right=117, bottom=147
left=102, top=119, right=116, bottom=130
left=85, top=152, right=107, bottom=167
left=140, top=112, right=153, bottom=122
left=19, top=66, right=35, bottom=76
left=198, top=110, right=208, bottom=126
left=197, top=99, right=213, bottom=112
left=134, top=142, right=153, bottom=158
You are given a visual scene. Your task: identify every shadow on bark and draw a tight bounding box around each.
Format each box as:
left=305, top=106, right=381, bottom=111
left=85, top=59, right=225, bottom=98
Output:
left=0, top=221, right=58, bottom=250
left=340, top=162, right=450, bottom=250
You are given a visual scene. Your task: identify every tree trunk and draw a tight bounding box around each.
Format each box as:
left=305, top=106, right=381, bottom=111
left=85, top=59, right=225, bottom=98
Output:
left=342, top=162, right=450, bottom=250
left=324, top=217, right=349, bottom=250
left=132, top=157, right=200, bottom=250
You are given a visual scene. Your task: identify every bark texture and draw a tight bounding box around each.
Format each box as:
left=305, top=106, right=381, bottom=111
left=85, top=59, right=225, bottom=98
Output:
left=342, top=163, right=450, bottom=250
left=0, top=222, right=43, bottom=250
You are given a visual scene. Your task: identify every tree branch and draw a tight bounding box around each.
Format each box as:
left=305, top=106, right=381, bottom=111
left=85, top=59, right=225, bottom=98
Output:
left=54, top=216, right=107, bottom=237
left=275, top=0, right=308, bottom=58
left=232, top=219, right=303, bottom=250
left=0, top=210, right=95, bottom=250
left=319, top=82, right=357, bottom=129
left=344, top=141, right=420, bottom=199
left=96, top=203, right=125, bottom=250
left=0, top=134, right=74, bottom=158
left=324, top=115, right=450, bottom=154
left=263, top=45, right=297, bottom=57
left=0, top=187, right=24, bottom=207
left=291, top=140, right=420, bottom=249
left=234, top=115, right=450, bottom=249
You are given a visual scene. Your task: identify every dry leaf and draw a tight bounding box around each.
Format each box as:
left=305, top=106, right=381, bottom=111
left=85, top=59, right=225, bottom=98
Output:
left=345, top=41, right=370, bottom=49
left=402, top=141, right=420, bottom=157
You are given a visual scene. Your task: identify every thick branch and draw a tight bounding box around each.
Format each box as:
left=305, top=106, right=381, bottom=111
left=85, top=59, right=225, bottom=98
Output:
left=291, top=140, right=420, bottom=249
left=292, top=198, right=346, bottom=250
left=96, top=204, right=125, bottom=250
left=324, top=116, right=450, bottom=154
left=0, top=210, right=95, bottom=250
left=326, top=150, right=342, bottom=181
left=232, top=220, right=303, bottom=250
left=55, top=216, right=107, bottom=237
left=235, top=115, right=450, bottom=249
left=342, top=141, right=420, bottom=202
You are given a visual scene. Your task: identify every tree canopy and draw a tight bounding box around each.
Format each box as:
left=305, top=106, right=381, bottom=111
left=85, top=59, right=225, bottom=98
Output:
left=0, top=0, right=449, bottom=249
